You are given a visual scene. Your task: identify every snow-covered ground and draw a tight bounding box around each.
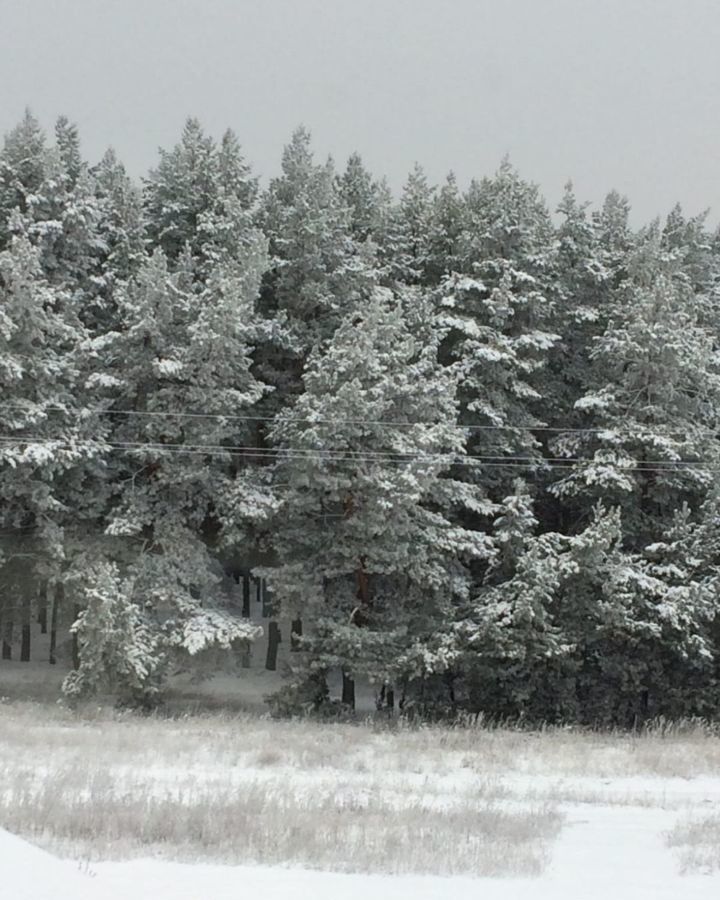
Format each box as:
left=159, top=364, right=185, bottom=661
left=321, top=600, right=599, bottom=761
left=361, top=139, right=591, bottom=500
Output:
left=3, top=798, right=720, bottom=900
left=3, top=653, right=720, bottom=898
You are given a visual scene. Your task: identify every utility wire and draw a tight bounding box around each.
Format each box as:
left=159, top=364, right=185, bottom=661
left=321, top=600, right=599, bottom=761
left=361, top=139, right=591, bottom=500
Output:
left=0, top=403, right=718, bottom=439
left=0, top=434, right=716, bottom=474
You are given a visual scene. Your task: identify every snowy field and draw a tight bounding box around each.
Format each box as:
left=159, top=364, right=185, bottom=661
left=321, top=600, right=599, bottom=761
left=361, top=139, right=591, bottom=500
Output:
left=1, top=681, right=720, bottom=900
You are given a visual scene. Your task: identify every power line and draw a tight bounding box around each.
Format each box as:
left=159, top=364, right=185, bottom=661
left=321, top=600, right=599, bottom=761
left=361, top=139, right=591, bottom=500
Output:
left=1, top=402, right=718, bottom=439
left=0, top=434, right=716, bottom=475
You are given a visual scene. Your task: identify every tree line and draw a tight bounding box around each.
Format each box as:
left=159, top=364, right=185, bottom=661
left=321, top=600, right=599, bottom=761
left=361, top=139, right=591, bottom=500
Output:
left=1, top=110, right=719, bottom=724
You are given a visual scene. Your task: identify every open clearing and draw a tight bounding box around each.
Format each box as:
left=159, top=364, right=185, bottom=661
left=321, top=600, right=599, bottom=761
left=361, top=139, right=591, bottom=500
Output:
left=2, top=689, right=720, bottom=899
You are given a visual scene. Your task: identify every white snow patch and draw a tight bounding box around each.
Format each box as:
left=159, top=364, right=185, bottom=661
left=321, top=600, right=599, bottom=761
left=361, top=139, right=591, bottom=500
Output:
left=4, top=807, right=720, bottom=900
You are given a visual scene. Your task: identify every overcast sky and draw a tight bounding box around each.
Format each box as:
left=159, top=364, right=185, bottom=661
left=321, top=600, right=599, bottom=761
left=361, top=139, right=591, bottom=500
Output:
left=1, top=0, right=719, bottom=223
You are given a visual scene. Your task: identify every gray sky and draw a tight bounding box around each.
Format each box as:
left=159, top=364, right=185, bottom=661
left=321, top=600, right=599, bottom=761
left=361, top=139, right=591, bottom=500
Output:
left=2, top=0, right=719, bottom=224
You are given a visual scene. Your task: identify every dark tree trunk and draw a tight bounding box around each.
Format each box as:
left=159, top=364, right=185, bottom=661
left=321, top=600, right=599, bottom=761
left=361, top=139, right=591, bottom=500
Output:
left=290, top=618, right=303, bottom=651
left=37, top=580, right=48, bottom=634
left=445, top=671, right=457, bottom=708
left=72, top=603, right=81, bottom=670
left=377, top=683, right=395, bottom=712
left=255, top=577, right=262, bottom=604
left=49, top=583, right=61, bottom=665
left=339, top=554, right=370, bottom=713
left=262, top=580, right=272, bottom=618
left=342, top=669, right=355, bottom=709
left=265, top=621, right=281, bottom=671
left=242, top=574, right=251, bottom=618
left=1, top=615, right=12, bottom=660
left=20, top=592, right=31, bottom=662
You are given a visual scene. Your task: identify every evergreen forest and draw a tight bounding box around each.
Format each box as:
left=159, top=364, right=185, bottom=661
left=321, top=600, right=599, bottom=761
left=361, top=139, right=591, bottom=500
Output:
left=2, top=110, right=720, bottom=725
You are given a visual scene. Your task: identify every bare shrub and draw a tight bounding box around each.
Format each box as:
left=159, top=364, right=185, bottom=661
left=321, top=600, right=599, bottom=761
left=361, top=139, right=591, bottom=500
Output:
left=667, top=814, right=720, bottom=874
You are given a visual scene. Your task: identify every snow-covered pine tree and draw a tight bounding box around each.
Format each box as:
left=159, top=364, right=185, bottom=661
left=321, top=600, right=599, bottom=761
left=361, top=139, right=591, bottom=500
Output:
left=0, top=113, right=103, bottom=294
left=549, top=183, right=611, bottom=414
left=384, top=163, right=436, bottom=287
left=144, top=118, right=217, bottom=263
left=17, top=118, right=104, bottom=297
left=454, top=494, right=702, bottom=725
left=144, top=119, right=258, bottom=274
left=262, top=287, right=492, bottom=713
left=337, top=152, right=384, bottom=244
left=438, top=159, right=559, bottom=506
left=60, top=557, right=162, bottom=705
left=255, top=127, right=374, bottom=411
left=425, top=171, right=465, bottom=285
left=215, top=128, right=258, bottom=211
left=550, top=229, right=720, bottom=546
left=258, top=128, right=361, bottom=341
left=71, top=228, right=270, bottom=699
left=592, top=189, right=634, bottom=288
left=0, top=109, right=47, bottom=250
left=0, top=224, right=102, bottom=658
left=661, top=205, right=715, bottom=295
left=86, top=148, right=146, bottom=330
left=537, top=183, right=615, bottom=531
left=611, top=495, right=720, bottom=720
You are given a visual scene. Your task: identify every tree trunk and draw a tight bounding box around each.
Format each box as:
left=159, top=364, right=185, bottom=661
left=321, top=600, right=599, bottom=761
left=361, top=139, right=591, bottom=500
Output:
left=72, top=603, right=81, bottom=670
left=342, top=669, right=355, bottom=709
left=265, top=621, right=281, bottom=671
left=1, top=615, right=12, bottom=660
left=262, top=580, right=272, bottom=618
left=290, top=618, right=303, bottom=651
left=377, top=683, right=395, bottom=712
left=340, top=555, right=370, bottom=713
left=242, top=574, right=251, bottom=618
left=49, top=583, right=61, bottom=665
left=20, top=592, right=31, bottom=662
left=37, top=580, right=48, bottom=634
left=445, top=671, right=457, bottom=709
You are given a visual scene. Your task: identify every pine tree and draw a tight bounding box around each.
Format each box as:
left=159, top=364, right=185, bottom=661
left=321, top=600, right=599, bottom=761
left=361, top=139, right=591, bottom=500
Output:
left=0, top=227, right=92, bottom=523
left=439, top=160, right=559, bottom=503
left=455, top=498, right=699, bottom=724
left=0, top=110, right=48, bottom=249
left=68, top=233, right=270, bottom=698
left=337, top=152, right=381, bottom=243
left=538, top=183, right=614, bottom=532
left=551, top=182, right=611, bottom=409
left=385, top=163, right=435, bottom=286
left=88, top=148, right=146, bottom=328
left=550, top=232, right=720, bottom=545
left=216, top=128, right=258, bottom=210
left=0, top=225, right=101, bottom=654
left=144, top=118, right=217, bottom=262
left=263, top=288, right=492, bottom=712
left=592, top=189, right=633, bottom=287
left=1, top=116, right=106, bottom=323
left=256, top=127, right=372, bottom=405
left=54, top=116, right=82, bottom=187
left=425, top=172, right=465, bottom=285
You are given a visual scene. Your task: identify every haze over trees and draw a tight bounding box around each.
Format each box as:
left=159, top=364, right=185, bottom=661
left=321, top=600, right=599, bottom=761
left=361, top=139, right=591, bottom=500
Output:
left=1, top=110, right=720, bottom=724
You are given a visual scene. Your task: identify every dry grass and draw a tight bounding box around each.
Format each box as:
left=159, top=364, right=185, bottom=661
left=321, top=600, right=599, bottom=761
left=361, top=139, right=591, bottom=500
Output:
left=666, top=813, right=720, bottom=874
left=2, top=698, right=719, bottom=877
left=0, top=700, right=564, bottom=877
left=2, top=699, right=719, bottom=780
left=0, top=764, right=559, bottom=876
